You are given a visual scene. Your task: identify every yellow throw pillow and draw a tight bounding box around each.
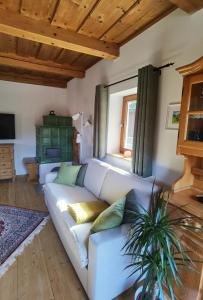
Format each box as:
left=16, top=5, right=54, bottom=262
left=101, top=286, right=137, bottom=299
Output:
left=67, top=201, right=109, bottom=224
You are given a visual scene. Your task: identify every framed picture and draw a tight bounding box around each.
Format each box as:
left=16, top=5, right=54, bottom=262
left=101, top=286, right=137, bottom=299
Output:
left=166, top=103, right=181, bottom=130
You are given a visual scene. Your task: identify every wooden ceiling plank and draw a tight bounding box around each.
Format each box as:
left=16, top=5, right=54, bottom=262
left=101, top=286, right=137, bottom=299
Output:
left=0, top=33, right=16, bottom=53
left=53, top=48, right=64, bottom=62
left=78, top=0, right=135, bottom=39
left=76, top=0, right=102, bottom=32
left=0, top=70, right=68, bottom=88
left=101, top=0, right=155, bottom=42
left=169, top=0, right=203, bottom=14
left=98, top=0, right=141, bottom=40
left=52, top=0, right=99, bottom=31
left=0, top=0, right=21, bottom=12
left=0, top=51, right=84, bottom=71
left=102, top=0, right=174, bottom=43
left=49, top=0, right=61, bottom=23
left=119, top=5, right=176, bottom=45
left=0, top=55, right=84, bottom=78
left=35, top=44, right=42, bottom=58
left=0, top=8, right=119, bottom=59
left=71, top=53, right=100, bottom=69
left=37, top=44, right=62, bottom=61
left=69, top=53, right=84, bottom=66
left=17, top=38, right=39, bottom=57
left=21, top=0, right=59, bottom=22
left=0, top=64, right=68, bottom=79
left=55, top=49, right=81, bottom=65
left=116, top=3, right=175, bottom=44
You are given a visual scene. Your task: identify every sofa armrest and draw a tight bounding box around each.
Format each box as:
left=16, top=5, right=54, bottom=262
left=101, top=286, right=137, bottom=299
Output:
left=45, top=172, right=57, bottom=184
left=88, top=224, right=137, bottom=300
left=89, top=223, right=129, bottom=247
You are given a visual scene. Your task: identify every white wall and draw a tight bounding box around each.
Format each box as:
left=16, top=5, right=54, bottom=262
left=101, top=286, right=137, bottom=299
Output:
left=66, top=8, right=203, bottom=185
left=0, top=81, right=68, bottom=175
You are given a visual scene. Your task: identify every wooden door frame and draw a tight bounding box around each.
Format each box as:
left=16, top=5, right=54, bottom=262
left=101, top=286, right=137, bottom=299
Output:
left=120, top=94, right=137, bottom=154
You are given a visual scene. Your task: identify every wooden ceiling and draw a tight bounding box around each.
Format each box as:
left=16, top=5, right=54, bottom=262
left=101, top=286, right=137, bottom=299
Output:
left=0, top=0, right=202, bottom=88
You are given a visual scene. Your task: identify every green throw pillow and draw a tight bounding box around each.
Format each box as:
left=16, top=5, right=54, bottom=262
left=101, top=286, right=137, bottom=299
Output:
left=54, top=164, right=81, bottom=186
left=91, top=197, right=126, bottom=234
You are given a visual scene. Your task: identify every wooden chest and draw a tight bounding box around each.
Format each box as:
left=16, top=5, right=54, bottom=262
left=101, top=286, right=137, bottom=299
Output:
left=0, top=144, right=15, bottom=181
left=23, top=157, right=38, bottom=182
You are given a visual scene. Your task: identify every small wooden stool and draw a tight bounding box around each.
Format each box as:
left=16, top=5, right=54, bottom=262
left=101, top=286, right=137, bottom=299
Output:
left=23, top=157, right=38, bottom=182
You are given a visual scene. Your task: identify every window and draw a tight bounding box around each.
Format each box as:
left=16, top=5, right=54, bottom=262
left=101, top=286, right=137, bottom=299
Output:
left=120, top=94, right=137, bottom=154
left=107, top=88, right=137, bottom=161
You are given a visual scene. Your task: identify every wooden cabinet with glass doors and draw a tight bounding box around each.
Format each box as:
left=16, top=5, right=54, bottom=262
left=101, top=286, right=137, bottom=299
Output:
left=170, top=57, right=203, bottom=300
left=173, top=57, right=203, bottom=192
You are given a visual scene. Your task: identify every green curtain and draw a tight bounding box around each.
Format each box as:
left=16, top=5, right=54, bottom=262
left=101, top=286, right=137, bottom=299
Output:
left=132, top=65, right=160, bottom=177
left=93, top=84, right=108, bottom=159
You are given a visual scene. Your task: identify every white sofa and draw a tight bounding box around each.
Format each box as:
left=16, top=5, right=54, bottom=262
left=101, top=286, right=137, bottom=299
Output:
left=44, top=159, right=155, bottom=300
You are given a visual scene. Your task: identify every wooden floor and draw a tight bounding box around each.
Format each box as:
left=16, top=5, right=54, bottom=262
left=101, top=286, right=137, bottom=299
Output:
left=0, top=178, right=134, bottom=300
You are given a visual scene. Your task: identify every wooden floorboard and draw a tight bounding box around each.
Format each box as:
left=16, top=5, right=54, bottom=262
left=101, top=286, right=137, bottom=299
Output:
left=0, top=178, right=134, bottom=300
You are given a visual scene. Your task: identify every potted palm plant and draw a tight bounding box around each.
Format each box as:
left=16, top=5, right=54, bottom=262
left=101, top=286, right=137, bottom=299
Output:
left=123, top=189, right=201, bottom=300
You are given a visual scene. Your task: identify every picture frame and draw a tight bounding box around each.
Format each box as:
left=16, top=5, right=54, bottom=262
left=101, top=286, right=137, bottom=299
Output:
left=166, top=103, right=181, bottom=130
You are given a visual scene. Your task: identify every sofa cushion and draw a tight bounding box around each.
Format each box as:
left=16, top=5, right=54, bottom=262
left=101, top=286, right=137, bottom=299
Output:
left=45, top=182, right=97, bottom=204
left=76, top=164, right=88, bottom=187
left=54, top=164, right=81, bottom=186
left=51, top=166, right=60, bottom=172
left=100, top=168, right=155, bottom=205
left=123, top=189, right=151, bottom=223
left=84, top=159, right=110, bottom=198
left=91, top=197, right=126, bottom=233
left=68, top=201, right=109, bottom=224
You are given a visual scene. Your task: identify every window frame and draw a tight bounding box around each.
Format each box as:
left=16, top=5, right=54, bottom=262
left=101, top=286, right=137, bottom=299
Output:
left=120, top=94, right=137, bottom=154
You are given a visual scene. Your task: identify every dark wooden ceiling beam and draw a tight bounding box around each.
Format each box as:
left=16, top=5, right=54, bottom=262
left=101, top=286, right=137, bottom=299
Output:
left=0, top=54, right=84, bottom=78
left=0, top=71, right=68, bottom=88
left=0, top=51, right=84, bottom=71
left=0, top=9, right=119, bottom=59
left=169, top=0, right=203, bottom=14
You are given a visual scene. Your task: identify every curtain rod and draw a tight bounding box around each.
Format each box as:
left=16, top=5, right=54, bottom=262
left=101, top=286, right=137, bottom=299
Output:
left=104, top=62, right=174, bottom=88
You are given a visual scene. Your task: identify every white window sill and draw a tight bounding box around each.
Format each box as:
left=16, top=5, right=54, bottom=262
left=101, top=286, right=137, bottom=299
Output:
left=107, top=153, right=132, bottom=162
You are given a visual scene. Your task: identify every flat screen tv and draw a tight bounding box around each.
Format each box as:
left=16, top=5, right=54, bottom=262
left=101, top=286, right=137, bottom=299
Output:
left=0, top=113, right=15, bottom=139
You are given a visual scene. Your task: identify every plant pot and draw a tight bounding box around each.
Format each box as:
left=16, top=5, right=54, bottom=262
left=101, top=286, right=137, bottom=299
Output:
left=134, top=287, right=147, bottom=300
left=134, top=286, right=165, bottom=300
